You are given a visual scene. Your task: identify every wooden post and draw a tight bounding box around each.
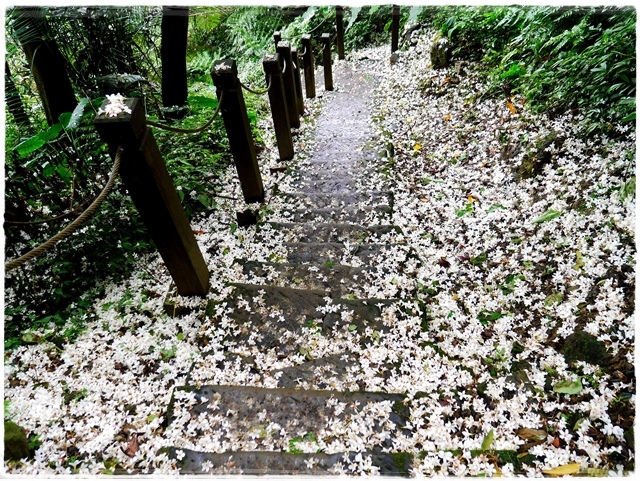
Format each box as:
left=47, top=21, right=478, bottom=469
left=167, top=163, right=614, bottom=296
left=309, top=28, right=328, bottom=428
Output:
left=391, top=5, right=400, bottom=53
left=263, top=53, right=293, bottom=161
left=291, top=46, right=305, bottom=116
left=211, top=59, right=265, bottom=203
left=94, top=98, right=209, bottom=296
left=301, top=34, right=316, bottom=99
left=273, top=31, right=281, bottom=50
left=336, top=6, right=345, bottom=60
left=321, top=33, right=333, bottom=91
left=276, top=41, right=301, bottom=129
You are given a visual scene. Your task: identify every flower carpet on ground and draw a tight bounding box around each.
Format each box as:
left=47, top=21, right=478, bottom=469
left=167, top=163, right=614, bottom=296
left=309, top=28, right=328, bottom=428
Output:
left=3, top=29, right=635, bottom=476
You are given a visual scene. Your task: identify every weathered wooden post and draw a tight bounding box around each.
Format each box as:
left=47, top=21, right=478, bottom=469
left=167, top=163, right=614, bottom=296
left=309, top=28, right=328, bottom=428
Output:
left=94, top=98, right=209, bottom=296
left=273, top=31, right=281, bottom=50
left=301, top=34, right=316, bottom=99
left=291, top=46, right=305, bottom=116
left=336, top=6, right=345, bottom=60
left=276, top=41, right=301, bottom=129
left=263, top=53, right=293, bottom=161
left=321, top=33, right=333, bottom=91
left=211, top=59, right=265, bottom=203
left=391, top=5, right=400, bottom=53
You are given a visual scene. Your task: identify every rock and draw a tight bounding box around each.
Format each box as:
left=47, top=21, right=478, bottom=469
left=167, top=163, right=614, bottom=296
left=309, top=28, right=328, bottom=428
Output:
left=454, top=61, right=467, bottom=76
left=562, top=331, right=611, bottom=368
left=389, top=52, right=400, bottom=65
left=430, top=31, right=451, bottom=69
left=4, top=421, right=30, bottom=461
left=517, top=131, right=565, bottom=180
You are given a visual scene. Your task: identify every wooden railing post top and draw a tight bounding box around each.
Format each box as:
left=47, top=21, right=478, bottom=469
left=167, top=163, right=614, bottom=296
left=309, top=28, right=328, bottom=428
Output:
left=302, top=34, right=311, bottom=42
left=291, top=46, right=298, bottom=54
left=94, top=97, right=146, bottom=148
left=211, top=59, right=239, bottom=89
left=276, top=40, right=291, bottom=51
left=263, top=53, right=283, bottom=74
left=321, top=33, right=331, bottom=41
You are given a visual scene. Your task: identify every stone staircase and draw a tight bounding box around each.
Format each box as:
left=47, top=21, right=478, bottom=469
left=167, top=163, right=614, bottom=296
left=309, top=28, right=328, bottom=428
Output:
left=161, top=61, right=422, bottom=475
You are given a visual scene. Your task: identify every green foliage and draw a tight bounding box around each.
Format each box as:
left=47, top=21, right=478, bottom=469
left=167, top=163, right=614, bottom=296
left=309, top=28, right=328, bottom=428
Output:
left=343, top=5, right=396, bottom=51
left=429, top=6, right=636, bottom=128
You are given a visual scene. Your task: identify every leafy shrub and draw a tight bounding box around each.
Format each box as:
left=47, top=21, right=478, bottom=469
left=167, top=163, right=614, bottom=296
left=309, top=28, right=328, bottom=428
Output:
left=432, top=6, right=636, bottom=128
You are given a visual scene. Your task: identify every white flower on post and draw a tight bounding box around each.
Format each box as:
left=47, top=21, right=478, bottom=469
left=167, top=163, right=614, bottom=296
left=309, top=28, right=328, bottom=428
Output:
left=97, top=93, right=132, bottom=117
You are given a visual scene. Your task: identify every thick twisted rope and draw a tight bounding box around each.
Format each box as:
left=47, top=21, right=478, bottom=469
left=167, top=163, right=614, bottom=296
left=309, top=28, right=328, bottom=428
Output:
left=147, top=91, right=225, bottom=134
left=239, top=73, right=273, bottom=95
left=4, top=146, right=123, bottom=272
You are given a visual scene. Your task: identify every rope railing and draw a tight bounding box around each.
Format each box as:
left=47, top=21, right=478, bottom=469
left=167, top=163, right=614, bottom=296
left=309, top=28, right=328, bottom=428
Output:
left=239, top=73, right=273, bottom=95
left=146, top=91, right=225, bottom=134
left=4, top=146, right=123, bottom=272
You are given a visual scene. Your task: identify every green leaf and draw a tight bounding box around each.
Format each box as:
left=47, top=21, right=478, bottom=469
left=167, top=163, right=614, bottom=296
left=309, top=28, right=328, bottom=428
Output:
left=470, top=252, right=487, bottom=266
left=477, top=310, right=504, bottom=325
left=15, top=135, right=47, bottom=158
left=573, top=251, right=585, bottom=271
left=501, top=63, right=526, bottom=79
left=407, top=6, right=424, bottom=24
left=346, top=7, right=361, bottom=32
left=544, top=292, right=564, bottom=306
left=230, top=222, right=237, bottom=234
left=160, top=345, right=177, bottom=360
left=619, top=176, right=635, bottom=202
left=621, top=112, right=636, bottom=122
left=177, top=332, right=184, bottom=341
left=188, top=95, right=219, bottom=110
left=488, top=204, right=507, bottom=212
left=67, top=98, right=90, bottom=130
left=348, top=324, right=357, bottom=332
left=456, top=203, right=474, bottom=217
left=481, top=429, right=494, bottom=451
left=532, top=209, right=562, bottom=224
left=553, top=379, right=583, bottom=395
left=146, top=414, right=159, bottom=423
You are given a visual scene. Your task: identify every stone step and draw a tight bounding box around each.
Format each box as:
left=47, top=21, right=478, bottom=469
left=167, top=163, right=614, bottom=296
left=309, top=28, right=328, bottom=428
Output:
left=275, top=191, right=393, bottom=210
left=235, top=259, right=418, bottom=301
left=159, top=448, right=412, bottom=476
left=236, top=259, right=377, bottom=297
left=290, top=167, right=373, bottom=182
left=282, top=242, right=415, bottom=267
left=257, top=222, right=403, bottom=244
left=284, top=177, right=361, bottom=194
left=163, top=385, right=412, bottom=475
left=271, top=206, right=391, bottom=224
left=222, top=283, right=404, bottom=331
left=272, top=352, right=395, bottom=390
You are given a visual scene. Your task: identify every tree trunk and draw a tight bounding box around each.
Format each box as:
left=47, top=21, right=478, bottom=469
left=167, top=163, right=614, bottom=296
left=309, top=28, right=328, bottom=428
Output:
left=12, top=7, right=77, bottom=125
left=161, top=6, right=189, bottom=112
left=5, top=61, right=31, bottom=130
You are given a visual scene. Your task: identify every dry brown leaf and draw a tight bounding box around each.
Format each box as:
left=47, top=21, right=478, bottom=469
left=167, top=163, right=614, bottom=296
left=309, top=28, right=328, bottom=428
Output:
left=444, top=113, right=451, bottom=122
left=193, top=230, right=205, bottom=235
left=442, top=76, right=451, bottom=85
left=515, top=428, right=547, bottom=441
left=551, top=436, right=561, bottom=448
left=121, top=433, right=139, bottom=458
left=506, top=99, right=517, bottom=115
